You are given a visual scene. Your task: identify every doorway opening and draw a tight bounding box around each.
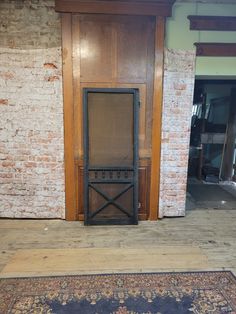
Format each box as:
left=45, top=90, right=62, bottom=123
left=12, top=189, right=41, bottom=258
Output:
left=186, top=79, right=236, bottom=210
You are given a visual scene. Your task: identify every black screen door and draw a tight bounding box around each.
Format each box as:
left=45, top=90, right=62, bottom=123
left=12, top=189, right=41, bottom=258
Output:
left=83, top=88, right=139, bottom=225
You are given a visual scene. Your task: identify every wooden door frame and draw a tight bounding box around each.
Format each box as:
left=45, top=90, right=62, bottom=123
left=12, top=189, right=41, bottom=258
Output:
left=57, top=1, right=174, bottom=221
left=61, top=13, right=77, bottom=220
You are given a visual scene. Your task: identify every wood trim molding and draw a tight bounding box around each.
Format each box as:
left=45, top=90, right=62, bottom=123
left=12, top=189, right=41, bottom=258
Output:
left=188, top=15, right=236, bottom=31
left=61, top=14, right=77, bottom=221
left=55, top=0, right=175, bottom=16
left=149, top=16, right=165, bottom=220
left=195, top=43, right=236, bottom=57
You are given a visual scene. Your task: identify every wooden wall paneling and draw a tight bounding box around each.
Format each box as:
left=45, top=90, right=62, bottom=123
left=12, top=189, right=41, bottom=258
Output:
left=188, top=15, right=236, bottom=31
left=138, top=159, right=151, bottom=220
left=64, top=11, right=167, bottom=221
left=113, top=83, right=147, bottom=155
left=61, top=13, right=77, bottom=220
left=195, top=43, right=236, bottom=57
left=79, top=15, right=114, bottom=82
left=149, top=16, right=165, bottom=220
left=116, top=17, right=149, bottom=82
left=55, top=0, right=174, bottom=17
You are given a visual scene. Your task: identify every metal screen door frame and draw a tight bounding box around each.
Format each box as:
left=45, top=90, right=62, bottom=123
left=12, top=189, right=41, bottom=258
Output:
left=83, top=88, right=139, bottom=225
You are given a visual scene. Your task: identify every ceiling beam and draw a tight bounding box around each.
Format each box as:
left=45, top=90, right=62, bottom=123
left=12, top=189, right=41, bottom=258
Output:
left=188, top=15, right=236, bottom=31
left=194, top=42, right=236, bottom=57
left=55, top=0, right=175, bottom=16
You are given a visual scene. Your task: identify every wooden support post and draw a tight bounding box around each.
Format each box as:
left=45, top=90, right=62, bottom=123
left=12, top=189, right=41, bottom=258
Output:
left=221, top=88, right=236, bottom=181
left=149, top=16, right=165, bottom=220
left=198, top=93, right=207, bottom=180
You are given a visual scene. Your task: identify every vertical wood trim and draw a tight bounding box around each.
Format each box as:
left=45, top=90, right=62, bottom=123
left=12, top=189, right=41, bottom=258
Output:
left=72, top=15, right=82, bottom=159
left=72, top=15, right=82, bottom=220
left=149, top=16, right=165, bottom=220
left=111, top=23, right=118, bottom=83
left=61, top=13, right=77, bottom=220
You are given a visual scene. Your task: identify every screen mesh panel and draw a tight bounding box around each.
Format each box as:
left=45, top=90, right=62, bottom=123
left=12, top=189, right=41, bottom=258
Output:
left=88, top=93, right=134, bottom=167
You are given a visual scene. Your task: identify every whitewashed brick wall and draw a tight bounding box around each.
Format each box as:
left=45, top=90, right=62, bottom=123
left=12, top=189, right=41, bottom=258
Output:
left=0, top=47, right=65, bottom=218
left=159, top=48, right=196, bottom=218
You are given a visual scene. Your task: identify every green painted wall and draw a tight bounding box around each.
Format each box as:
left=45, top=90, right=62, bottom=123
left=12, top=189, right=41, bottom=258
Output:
left=166, top=3, right=236, bottom=76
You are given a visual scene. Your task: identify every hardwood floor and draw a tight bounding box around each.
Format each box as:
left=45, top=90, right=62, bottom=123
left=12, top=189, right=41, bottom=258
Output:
left=0, top=209, right=235, bottom=277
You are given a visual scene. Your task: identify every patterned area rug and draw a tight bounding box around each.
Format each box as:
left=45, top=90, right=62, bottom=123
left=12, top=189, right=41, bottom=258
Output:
left=1, top=271, right=236, bottom=313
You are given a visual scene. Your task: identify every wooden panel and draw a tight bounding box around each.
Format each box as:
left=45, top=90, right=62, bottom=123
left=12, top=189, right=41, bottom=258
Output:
left=55, top=0, right=175, bottom=17
left=138, top=159, right=151, bottom=220
left=76, top=158, right=150, bottom=221
left=116, top=18, right=150, bottom=82
left=61, top=14, right=77, bottom=221
left=149, top=17, right=165, bottom=220
left=79, top=16, right=113, bottom=82
left=77, top=15, right=155, bottom=158
left=195, top=43, right=236, bottom=57
left=188, top=15, right=236, bottom=31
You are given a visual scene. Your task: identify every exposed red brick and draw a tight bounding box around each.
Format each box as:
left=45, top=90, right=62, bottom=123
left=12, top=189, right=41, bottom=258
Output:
left=0, top=99, right=8, bottom=105
left=24, top=162, right=37, bottom=168
left=0, top=71, right=14, bottom=80
left=44, top=63, right=58, bottom=69
left=2, top=161, right=15, bottom=167
left=161, top=138, right=169, bottom=143
left=47, top=131, right=59, bottom=138
left=36, top=156, right=51, bottom=162
left=46, top=75, right=60, bottom=82
left=174, top=82, right=187, bottom=90
left=0, top=173, right=13, bottom=178
left=175, top=90, right=182, bottom=96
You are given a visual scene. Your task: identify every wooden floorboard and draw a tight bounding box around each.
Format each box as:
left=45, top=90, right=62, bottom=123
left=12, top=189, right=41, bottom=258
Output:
left=1, top=247, right=208, bottom=277
left=0, top=209, right=235, bottom=277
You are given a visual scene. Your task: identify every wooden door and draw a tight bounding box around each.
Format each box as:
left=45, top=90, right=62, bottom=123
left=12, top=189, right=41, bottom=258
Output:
left=83, top=88, right=139, bottom=225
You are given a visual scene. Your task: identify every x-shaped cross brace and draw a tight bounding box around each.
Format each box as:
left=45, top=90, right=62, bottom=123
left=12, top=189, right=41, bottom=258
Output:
left=89, top=183, right=133, bottom=218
